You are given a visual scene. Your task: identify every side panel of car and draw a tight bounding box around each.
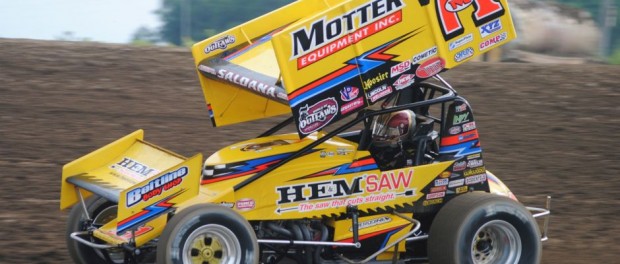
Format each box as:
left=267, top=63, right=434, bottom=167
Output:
left=233, top=150, right=454, bottom=220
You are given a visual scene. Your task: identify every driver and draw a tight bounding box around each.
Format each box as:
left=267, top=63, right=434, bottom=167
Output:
left=370, top=109, right=416, bottom=170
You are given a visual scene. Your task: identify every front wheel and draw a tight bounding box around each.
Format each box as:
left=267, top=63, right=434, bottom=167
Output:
left=156, top=204, right=259, bottom=264
left=428, top=192, right=541, bottom=264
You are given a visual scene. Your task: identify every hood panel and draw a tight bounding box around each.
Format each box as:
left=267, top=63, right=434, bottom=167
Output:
left=202, top=133, right=358, bottom=184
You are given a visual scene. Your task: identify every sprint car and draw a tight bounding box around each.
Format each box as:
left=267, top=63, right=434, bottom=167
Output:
left=60, top=0, right=550, bottom=263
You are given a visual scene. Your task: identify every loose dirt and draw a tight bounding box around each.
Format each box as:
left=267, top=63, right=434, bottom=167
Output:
left=0, top=39, right=618, bottom=263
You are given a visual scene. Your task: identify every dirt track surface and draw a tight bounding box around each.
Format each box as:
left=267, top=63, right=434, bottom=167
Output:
left=0, top=38, right=619, bottom=263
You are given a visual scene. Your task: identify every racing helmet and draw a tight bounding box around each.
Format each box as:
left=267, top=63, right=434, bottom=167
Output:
left=371, top=110, right=416, bottom=143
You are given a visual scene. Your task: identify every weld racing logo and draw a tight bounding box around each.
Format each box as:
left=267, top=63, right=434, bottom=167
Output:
left=126, top=167, right=188, bottom=207
left=291, top=0, right=405, bottom=68
left=204, top=35, right=236, bottom=54
left=298, top=98, right=338, bottom=134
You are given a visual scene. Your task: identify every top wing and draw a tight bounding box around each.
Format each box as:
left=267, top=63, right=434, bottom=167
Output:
left=191, top=0, right=517, bottom=137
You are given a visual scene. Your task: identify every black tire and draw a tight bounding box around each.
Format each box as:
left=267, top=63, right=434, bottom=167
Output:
left=66, top=196, right=124, bottom=264
left=156, top=204, right=259, bottom=264
left=428, top=192, right=541, bottom=264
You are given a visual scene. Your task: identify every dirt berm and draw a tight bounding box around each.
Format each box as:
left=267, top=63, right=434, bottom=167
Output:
left=0, top=39, right=618, bottom=263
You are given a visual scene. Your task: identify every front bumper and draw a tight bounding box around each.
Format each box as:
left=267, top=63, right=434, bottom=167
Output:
left=526, top=196, right=551, bottom=241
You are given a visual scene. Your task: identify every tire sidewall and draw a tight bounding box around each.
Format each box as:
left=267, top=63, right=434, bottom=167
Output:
left=158, top=204, right=259, bottom=264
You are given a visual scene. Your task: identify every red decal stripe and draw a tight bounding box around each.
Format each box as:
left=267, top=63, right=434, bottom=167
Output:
left=440, top=130, right=479, bottom=146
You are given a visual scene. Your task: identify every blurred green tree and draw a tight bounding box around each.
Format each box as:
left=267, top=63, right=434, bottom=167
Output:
left=131, top=26, right=161, bottom=45
left=157, top=0, right=294, bottom=45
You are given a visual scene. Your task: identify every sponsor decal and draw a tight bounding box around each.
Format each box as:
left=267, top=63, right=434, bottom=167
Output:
left=367, top=84, right=393, bottom=103
left=464, top=167, right=486, bottom=177
left=340, top=97, right=365, bottom=115
left=298, top=97, right=338, bottom=134
left=448, top=178, right=465, bottom=188
left=449, top=126, right=462, bottom=135
left=426, top=191, right=445, bottom=199
left=391, top=60, right=412, bottom=77
left=456, top=104, right=468, bottom=112
left=467, top=153, right=481, bottom=160
left=430, top=186, right=447, bottom=193
left=236, top=199, right=256, bottom=211
left=449, top=33, right=473, bottom=51
left=362, top=72, right=389, bottom=90
left=465, top=173, right=487, bottom=185
left=458, top=132, right=477, bottom=142
left=412, top=46, right=438, bottom=64
left=197, top=64, right=217, bottom=75
left=440, top=171, right=452, bottom=179
left=292, top=0, right=405, bottom=68
left=454, top=47, right=474, bottom=62
left=452, top=112, right=470, bottom=125
left=462, top=121, right=476, bottom=132
left=434, top=0, right=505, bottom=40
left=467, top=159, right=484, bottom=168
left=340, top=86, right=360, bottom=102
left=119, top=225, right=153, bottom=240
left=219, top=202, right=235, bottom=208
left=350, top=216, right=392, bottom=231
left=320, top=151, right=335, bottom=158
left=436, top=0, right=505, bottom=41
left=479, top=18, right=502, bottom=38
left=453, top=161, right=466, bottom=171
left=456, top=186, right=468, bottom=194
left=423, top=198, right=443, bottom=206
left=480, top=32, right=508, bottom=51
left=435, top=178, right=449, bottom=186
left=105, top=225, right=154, bottom=240
left=276, top=169, right=414, bottom=205
left=240, top=140, right=289, bottom=152
left=393, top=74, right=415, bottom=90
left=416, top=57, right=445, bottom=78
left=337, top=148, right=354, bottom=155
left=126, top=167, right=188, bottom=207
left=445, top=0, right=474, bottom=12
left=214, top=69, right=281, bottom=99
left=204, top=35, right=236, bottom=54
left=111, top=157, right=159, bottom=180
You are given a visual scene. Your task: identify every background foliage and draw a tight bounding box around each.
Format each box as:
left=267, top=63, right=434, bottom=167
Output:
left=156, top=0, right=293, bottom=46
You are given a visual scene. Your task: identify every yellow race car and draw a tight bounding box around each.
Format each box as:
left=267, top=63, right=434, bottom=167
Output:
left=60, top=0, right=550, bottom=263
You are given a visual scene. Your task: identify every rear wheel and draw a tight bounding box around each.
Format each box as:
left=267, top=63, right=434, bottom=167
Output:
left=428, top=192, right=541, bottom=264
left=157, top=204, right=259, bottom=264
left=66, top=196, right=125, bottom=264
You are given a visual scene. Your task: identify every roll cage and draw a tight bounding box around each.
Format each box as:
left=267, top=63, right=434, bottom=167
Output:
left=235, top=78, right=461, bottom=191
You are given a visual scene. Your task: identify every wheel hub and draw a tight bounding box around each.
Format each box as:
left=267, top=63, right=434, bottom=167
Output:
left=184, top=224, right=241, bottom=264
left=471, top=220, right=522, bottom=264
left=201, top=247, right=214, bottom=259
